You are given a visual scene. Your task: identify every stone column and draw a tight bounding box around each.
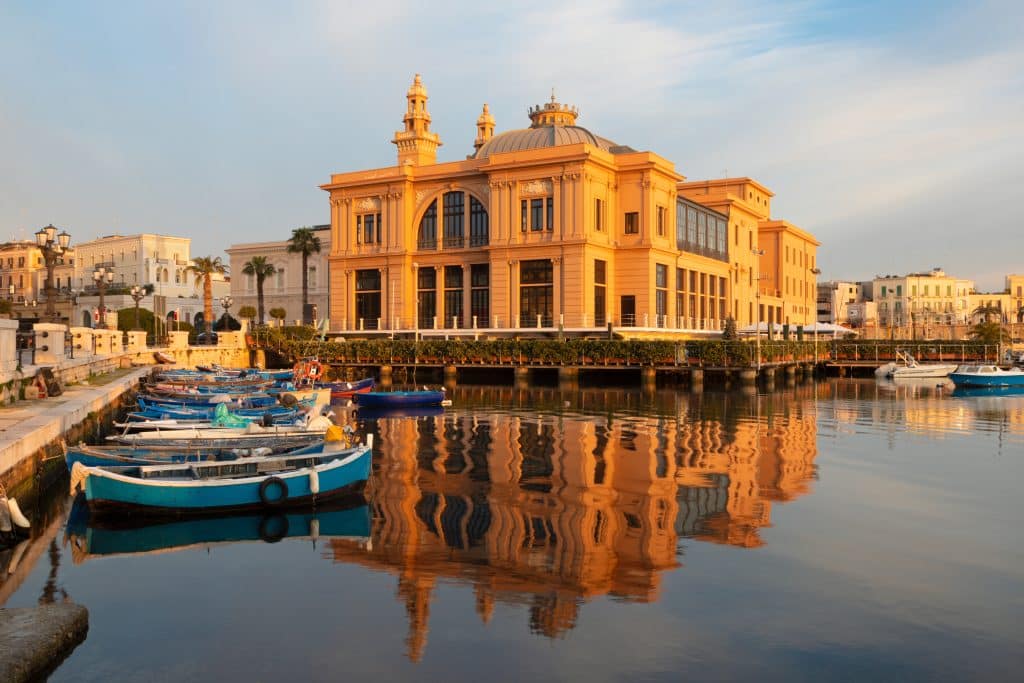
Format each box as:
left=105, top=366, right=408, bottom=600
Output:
left=109, top=330, right=124, bottom=355
left=168, top=330, right=189, bottom=349
left=70, top=327, right=95, bottom=359
left=126, top=330, right=148, bottom=352
left=93, top=329, right=112, bottom=356
left=0, top=318, right=18, bottom=375
left=32, top=323, right=67, bottom=365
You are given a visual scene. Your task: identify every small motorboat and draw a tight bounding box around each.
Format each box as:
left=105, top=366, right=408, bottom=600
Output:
left=70, top=436, right=373, bottom=514
left=949, top=365, right=1024, bottom=387
left=353, top=389, right=446, bottom=409
left=875, top=350, right=957, bottom=379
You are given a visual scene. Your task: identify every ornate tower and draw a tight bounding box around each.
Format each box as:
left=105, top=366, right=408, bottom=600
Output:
left=528, top=90, right=579, bottom=127
left=392, top=74, right=442, bottom=167
left=473, top=103, right=495, bottom=153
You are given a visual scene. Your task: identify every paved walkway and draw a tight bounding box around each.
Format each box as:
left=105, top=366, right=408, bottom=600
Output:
left=0, top=367, right=150, bottom=480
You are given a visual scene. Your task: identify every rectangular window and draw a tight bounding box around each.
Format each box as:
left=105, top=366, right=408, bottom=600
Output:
left=519, top=259, right=553, bottom=327
left=897, top=285, right=902, bottom=296
left=656, top=206, right=666, bottom=237
left=521, top=199, right=528, bottom=232
left=355, top=269, right=382, bottom=330
left=444, top=265, right=464, bottom=327
left=687, top=208, right=697, bottom=244
left=417, top=267, right=437, bottom=328
left=676, top=202, right=686, bottom=250
left=530, top=198, right=544, bottom=231
left=595, top=198, right=604, bottom=232
left=697, top=212, right=706, bottom=249
left=470, top=263, right=489, bottom=325
left=655, top=264, right=668, bottom=325
left=676, top=268, right=686, bottom=320
left=547, top=198, right=554, bottom=231
left=717, top=219, right=726, bottom=254
left=443, top=191, right=465, bottom=248
left=594, top=259, right=607, bottom=326
left=624, top=212, right=639, bottom=234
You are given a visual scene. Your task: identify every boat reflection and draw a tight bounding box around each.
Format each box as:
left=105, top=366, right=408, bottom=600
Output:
left=331, top=385, right=821, bottom=661
left=63, top=498, right=371, bottom=563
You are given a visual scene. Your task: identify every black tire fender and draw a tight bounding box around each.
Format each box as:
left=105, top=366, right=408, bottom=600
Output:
left=258, top=514, right=289, bottom=543
left=258, top=476, right=289, bottom=506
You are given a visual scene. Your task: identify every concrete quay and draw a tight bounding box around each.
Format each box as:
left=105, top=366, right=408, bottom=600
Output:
left=0, top=366, right=152, bottom=493
left=0, top=604, right=89, bottom=683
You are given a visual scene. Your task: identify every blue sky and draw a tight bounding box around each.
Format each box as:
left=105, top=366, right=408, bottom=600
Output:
left=2, top=1, right=1021, bottom=290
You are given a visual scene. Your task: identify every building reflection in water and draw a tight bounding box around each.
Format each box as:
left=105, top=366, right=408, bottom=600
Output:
left=326, top=385, right=820, bottom=661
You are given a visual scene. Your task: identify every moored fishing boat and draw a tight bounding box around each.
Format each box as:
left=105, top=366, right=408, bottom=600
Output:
left=327, top=377, right=375, bottom=400
left=353, top=389, right=446, bottom=408
left=70, top=436, right=373, bottom=514
left=949, top=365, right=1024, bottom=387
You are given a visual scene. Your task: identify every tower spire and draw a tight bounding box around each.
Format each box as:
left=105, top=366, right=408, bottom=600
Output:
left=392, top=74, right=442, bottom=166
left=473, top=103, right=495, bottom=153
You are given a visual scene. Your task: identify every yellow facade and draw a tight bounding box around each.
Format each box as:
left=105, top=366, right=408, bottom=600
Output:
left=323, top=76, right=819, bottom=336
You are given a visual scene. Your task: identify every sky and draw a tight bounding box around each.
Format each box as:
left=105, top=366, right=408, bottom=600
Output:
left=1, top=0, right=1022, bottom=290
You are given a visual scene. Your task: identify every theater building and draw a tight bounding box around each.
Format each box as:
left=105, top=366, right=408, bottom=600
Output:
left=322, top=75, right=819, bottom=336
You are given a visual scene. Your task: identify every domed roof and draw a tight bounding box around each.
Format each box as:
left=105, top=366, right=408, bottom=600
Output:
left=473, top=94, right=633, bottom=159
left=474, top=125, right=619, bottom=158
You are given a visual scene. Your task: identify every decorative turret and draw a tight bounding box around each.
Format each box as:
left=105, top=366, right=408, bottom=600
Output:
left=473, top=103, right=495, bottom=153
left=528, top=90, right=579, bottom=128
left=392, top=74, right=442, bottom=166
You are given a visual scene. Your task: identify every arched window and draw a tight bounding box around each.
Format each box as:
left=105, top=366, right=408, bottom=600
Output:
left=175, top=270, right=181, bottom=284
left=418, top=200, right=437, bottom=249
left=417, top=191, right=488, bottom=251
left=163, top=268, right=169, bottom=283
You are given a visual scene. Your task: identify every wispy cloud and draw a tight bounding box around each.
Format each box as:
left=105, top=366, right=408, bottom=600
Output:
left=1, top=1, right=1021, bottom=287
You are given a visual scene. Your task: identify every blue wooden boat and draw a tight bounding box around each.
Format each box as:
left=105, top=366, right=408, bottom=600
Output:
left=64, top=499, right=370, bottom=559
left=138, top=394, right=279, bottom=409
left=353, top=390, right=446, bottom=408
left=949, top=365, right=1024, bottom=387
left=70, top=437, right=373, bottom=514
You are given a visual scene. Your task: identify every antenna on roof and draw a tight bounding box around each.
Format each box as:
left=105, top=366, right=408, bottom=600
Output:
left=551, top=87, right=556, bottom=103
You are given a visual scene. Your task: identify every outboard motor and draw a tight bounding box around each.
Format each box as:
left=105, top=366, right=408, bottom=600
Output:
left=261, top=411, right=275, bottom=427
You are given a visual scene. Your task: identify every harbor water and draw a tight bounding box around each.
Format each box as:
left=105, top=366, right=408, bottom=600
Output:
left=2, top=379, right=1022, bottom=681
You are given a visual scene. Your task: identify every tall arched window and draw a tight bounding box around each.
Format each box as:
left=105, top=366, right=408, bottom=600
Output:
left=418, top=200, right=437, bottom=249
left=417, top=191, right=488, bottom=251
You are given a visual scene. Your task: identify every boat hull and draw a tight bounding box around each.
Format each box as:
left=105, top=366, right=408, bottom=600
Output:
left=353, top=390, right=445, bottom=408
left=78, top=445, right=371, bottom=514
left=950, top=371, right=1024, bottom=387
left=890, top=364, right=958, bottom=378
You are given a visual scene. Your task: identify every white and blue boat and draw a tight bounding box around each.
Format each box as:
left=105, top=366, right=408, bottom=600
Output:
left=949, top=365, right=1024, bottom=387
left=70, top=436, right=372, bottom=514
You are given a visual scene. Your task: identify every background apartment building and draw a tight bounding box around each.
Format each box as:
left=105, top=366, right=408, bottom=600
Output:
left=227, top=225, right=331, bottom=325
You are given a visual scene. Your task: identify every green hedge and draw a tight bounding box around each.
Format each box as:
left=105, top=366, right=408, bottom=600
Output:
left=265, top=335, right=1001, bottom=368
left=271, top=338, right=831, bottom=367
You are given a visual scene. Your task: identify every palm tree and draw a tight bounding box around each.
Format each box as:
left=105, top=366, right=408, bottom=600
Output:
left=972, top=303, right=1003, bottom=324
left=286, top=227, right=321, bottom=320
left=969, top=321, right=1010, bottom=345
left=186, top=256, right=229, bottom=340
left=242, top=256, right=276, bottom=325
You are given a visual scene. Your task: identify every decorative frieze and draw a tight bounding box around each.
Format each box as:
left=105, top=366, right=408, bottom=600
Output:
left=520, top=179, right=553, bottom=196
left=355, top=197, right=382, bottom=211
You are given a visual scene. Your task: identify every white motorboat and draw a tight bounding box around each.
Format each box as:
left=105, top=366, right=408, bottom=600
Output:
left=875, top=350, right=958, bottom=379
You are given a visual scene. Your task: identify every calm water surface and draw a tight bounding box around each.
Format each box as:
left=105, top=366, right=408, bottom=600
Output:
left=3, top=379, right=1023, bottom=681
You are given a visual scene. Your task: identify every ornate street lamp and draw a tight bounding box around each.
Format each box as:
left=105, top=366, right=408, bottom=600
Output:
left=34, top=224, right=71, bottom=320
left=219, top=295, right=233, bottom=342
left=93, top=266, right=115, bottom=329
left=130, top=285, right=146, bottom=331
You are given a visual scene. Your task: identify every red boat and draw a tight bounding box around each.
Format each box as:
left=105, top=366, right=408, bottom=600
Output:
left=327, top=377, right=375, bottom=401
